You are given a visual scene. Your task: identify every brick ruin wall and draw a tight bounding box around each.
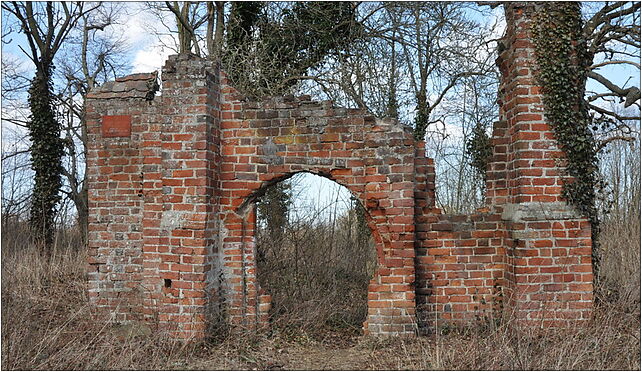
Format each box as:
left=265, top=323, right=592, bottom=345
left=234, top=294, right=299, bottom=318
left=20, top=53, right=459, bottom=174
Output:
left=86, top=4, right=593, bottom=339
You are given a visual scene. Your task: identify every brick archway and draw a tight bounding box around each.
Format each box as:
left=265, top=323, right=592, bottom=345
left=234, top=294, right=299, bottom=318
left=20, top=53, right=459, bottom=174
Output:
left=216, top=83, right=418, bottom=334
left=221, top=170, right=384, bottom=331
left=234, top=170, right=386, bottom=259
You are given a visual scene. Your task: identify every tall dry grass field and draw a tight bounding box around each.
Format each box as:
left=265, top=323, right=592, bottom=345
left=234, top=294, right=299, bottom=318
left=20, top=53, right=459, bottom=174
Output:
left=255, top=204, right=377, bottom=339
left=596, top=203, right=641, bottom=309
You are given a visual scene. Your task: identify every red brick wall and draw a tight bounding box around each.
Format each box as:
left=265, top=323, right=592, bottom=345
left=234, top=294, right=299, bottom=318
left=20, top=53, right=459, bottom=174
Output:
left=87, top=56, right=224, bottom=338
left=87, top=58, right=419, bottom=337
left=86, top=4, right=593, bottom=339
left=413, top=3, right=593, bottom=330
left=414, top=144, right=507, bottom=330
left=141, top=56, right=222, bottom=338
left=86, top=73, right=157, bottom=323
left=496, top=3, right=593, bottom=326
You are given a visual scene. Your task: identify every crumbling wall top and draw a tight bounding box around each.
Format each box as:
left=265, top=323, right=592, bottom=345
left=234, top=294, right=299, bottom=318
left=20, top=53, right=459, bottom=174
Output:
left=87, top=71, right=159, bottom=101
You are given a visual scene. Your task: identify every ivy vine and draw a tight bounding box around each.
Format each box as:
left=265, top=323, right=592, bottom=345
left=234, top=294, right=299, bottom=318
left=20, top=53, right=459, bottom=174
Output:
left=28, top=64, right=64, bottom=248
left=531, top=3, right=604, bottom=269
left=466, top=122, right=492, bottom=184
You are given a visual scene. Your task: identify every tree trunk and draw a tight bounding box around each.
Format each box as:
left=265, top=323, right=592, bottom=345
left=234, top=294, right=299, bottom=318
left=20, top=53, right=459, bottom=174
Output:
left=213, top=2, right=225, bottom=58
left=413, top=92, right=429, bottom=140
left=73, top=185, right=89, bottom=242
left=206, top=2, right=215, bottom=55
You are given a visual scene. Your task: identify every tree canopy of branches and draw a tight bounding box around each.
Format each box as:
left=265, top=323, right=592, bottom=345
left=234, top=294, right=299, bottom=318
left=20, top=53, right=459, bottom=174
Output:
left=296, top=3, right=498, bottom=139
left=1, top=1, right=639, bottom=241
left=57, top=4, right=128, bottom=238
left=256, top=181, right=292, bottom=246
left=2, top=2, right=128, bottom=243
left=581, top=1, right=640, bottom=270
left=582, top=2, right=640, bottom=150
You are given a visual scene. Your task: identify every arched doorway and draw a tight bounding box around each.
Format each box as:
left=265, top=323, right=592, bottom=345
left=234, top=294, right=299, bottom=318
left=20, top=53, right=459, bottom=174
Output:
left=216, top=94, right=419, bottom=335
left=253, top=172, right=377, bottom=337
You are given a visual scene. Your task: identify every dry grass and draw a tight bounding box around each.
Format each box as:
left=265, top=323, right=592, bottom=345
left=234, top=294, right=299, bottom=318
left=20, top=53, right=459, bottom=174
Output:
left=1, top=224, right=198, bottom=370
left=1, top=214, right=639, bottom=370
left=255, top=211, right=376, bottom=340
left=595, top=203, right=641, bottom=309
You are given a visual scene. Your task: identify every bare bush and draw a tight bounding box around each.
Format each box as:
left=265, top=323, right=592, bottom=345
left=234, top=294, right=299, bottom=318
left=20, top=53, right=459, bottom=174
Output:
left=596, top=194, right=641, bottom=308
left=1, top=208, right=639, bottom=370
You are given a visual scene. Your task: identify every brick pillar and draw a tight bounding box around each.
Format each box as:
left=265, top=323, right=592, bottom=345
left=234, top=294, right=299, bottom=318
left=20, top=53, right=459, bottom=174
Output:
left=216, top=73, right=271, bottom=330
left=413, top=141, right=436, bottom=211
left=146, top=55, right=221, bottom=338
left=495, top=3, right=593, bottom=326
left=485, top=120, right=509, bottom=206
left=86, top=73, right=159, bottom=322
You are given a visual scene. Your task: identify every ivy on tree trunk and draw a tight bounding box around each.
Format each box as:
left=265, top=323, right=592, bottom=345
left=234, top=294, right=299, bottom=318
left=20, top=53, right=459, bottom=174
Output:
left=28, top=64, right=64, bottom=248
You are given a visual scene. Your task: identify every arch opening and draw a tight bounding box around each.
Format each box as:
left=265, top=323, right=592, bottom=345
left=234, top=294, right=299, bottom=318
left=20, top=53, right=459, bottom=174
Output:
left=252, top=172, right=377, bottom=337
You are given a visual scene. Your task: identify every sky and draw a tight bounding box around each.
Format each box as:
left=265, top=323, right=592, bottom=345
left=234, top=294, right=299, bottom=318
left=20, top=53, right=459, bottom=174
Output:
left=2, top=3, right=639, bottom=98
left=1, top=3, right=171, bottom=85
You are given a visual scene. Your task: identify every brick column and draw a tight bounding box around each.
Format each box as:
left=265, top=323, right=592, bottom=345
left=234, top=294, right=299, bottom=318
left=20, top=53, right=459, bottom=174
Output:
left=147, top=55, right=222, bottom=338
left=485, top=120, right=509, bottom=206
left=496, top=3, right=593, bottom=326
left=87, top=55, right=224, bottom=339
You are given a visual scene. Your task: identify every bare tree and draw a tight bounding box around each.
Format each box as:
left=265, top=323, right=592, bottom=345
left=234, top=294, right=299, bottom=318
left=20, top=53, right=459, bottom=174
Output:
left=1, top=23, right=32, bottom=226
left=300, top=3, right=498, bottom=136
left=55, top=3, right=129, bottom=239
left=437, top=73, right=498, bottom=213
left=582, top=2, right=640, bottom=148
left=163, top=1, right=207, bottom=55
left=1, top=2, right=101, bottom=248
left=1, top=126, right=32, bottom=227
left=2, top=2, right=128, bottom=242
left=207, top=2, right=225, bottom=59
left=143, top=1, right=225, bottom=59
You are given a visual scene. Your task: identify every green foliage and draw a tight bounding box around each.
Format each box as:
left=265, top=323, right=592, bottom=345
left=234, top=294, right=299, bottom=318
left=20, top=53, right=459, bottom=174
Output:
left=413, top=98, right=429, bottom=140
left=265, top=2, right=359, bottom=79
left=226, top=2, right=264, bottom=47
left=256, top=182, right=292, bottom=244
left=466, top=122, right=492, bottom=183
left=385, top=86, right=400, bottom=120
left=224, top=2, right=361, bottom=98
left=531, top=3, right=604, bottom=267
left=27, top=64, right=64, bottom=247
left=351, top=196, right=371, bottom=252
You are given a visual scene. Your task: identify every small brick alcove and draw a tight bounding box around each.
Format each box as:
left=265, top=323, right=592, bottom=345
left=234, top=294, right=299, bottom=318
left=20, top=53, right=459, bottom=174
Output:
left=86, top=3, right=593, bottom=339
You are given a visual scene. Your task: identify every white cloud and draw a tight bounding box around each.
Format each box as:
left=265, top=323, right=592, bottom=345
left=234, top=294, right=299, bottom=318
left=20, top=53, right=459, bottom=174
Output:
left=130, top=41, right=174, bottom=74
left=118, top=4, right=153, bottom=46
